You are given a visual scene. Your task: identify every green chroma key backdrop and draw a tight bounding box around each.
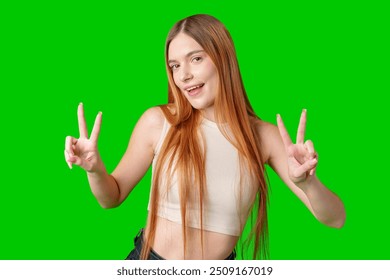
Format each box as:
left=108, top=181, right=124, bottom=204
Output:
left=1, top=0, right=388, bottom=259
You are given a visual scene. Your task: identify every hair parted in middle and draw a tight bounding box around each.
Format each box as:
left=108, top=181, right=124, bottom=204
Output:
left=141, top=14, right=270, bottom=260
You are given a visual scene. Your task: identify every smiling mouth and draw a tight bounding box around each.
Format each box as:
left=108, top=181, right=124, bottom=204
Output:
left=186, top=83, right=205, bottom=94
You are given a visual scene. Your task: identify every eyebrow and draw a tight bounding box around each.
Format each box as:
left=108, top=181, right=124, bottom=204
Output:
left=168, top=50, right=205, bottom=64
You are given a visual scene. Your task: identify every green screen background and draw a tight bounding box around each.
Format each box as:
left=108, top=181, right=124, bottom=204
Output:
left=1, top=0, right=388, bottom=259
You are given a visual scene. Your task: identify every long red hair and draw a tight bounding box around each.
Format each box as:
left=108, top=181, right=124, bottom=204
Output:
left=141, top=14, right=269, bottom=260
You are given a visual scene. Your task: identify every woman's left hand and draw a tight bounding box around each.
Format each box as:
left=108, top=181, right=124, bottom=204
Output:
left=276, top=109, right=318, bottom=186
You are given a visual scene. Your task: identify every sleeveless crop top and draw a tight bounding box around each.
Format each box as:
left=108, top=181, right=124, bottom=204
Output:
left=148, top=116, right=258, bottom=236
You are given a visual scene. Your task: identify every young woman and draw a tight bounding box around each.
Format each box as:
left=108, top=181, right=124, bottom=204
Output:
left=64, top=14, right=346, bottom=260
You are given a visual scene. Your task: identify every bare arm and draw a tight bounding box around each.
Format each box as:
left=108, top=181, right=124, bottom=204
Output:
left=110, top=107, right=164, bottom=207
left=257, top=111, right=346, bottom=228
left=65, top=104, right=164, bottom=209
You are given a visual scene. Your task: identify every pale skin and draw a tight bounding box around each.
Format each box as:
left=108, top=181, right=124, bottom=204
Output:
left=64, top=35, right=346, bottom=260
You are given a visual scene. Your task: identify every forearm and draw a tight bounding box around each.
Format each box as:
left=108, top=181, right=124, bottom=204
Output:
left=86, top=160, right=120, bottom=209
left=298, top=176, right=346, bottom=228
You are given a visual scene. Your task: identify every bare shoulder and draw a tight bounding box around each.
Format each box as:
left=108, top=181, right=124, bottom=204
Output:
left=252, top=118, right=277, bottom=135
left=140, top=106, right=165, bottom=129
left=134, top=106, right=165, bottom=151
left=251, top=118, right=282, bottom=164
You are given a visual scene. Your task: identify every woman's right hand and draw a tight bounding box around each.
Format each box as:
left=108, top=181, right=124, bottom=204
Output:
left=64, top=103, right=103, bottom=173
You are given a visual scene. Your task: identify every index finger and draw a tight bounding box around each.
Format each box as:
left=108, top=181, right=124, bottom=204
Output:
left=296, top=109, right=307, bottom=144
left=276, top=114, right=293, bottom=148
left=78, top=103, right=89, bottom=138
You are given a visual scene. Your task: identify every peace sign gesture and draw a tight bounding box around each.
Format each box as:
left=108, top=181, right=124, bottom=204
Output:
left=276, top=109, right=318, bottom=185
left=64, top=103, right=103, bottom=172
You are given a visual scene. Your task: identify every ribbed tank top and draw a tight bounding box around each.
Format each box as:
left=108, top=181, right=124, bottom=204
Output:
left=148, top=117, right=258, bottom=236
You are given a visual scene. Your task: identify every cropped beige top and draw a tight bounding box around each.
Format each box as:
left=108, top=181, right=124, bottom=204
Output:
left=148, top=117, right=258, bottom=236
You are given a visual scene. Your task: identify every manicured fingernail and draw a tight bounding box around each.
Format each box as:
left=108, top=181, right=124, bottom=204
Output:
left=276, top=114, right=280, bottom=118
left=303, top=108, right=307, bottom=112
left=311, top=158, right=317, bottom=163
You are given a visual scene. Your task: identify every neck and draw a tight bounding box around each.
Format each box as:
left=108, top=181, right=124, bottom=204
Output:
left=201, top=107, right=216, bottom=122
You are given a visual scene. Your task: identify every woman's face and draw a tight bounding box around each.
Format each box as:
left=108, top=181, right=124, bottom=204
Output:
left=168, top=32, right=219, bottom=121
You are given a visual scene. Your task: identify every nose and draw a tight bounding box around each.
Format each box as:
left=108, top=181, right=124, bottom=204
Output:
left=180, top=66, right=193, bottom=83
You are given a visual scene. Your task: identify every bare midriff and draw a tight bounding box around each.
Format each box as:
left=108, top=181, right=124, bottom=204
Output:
left=146, top=216, right=239, bottom=260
